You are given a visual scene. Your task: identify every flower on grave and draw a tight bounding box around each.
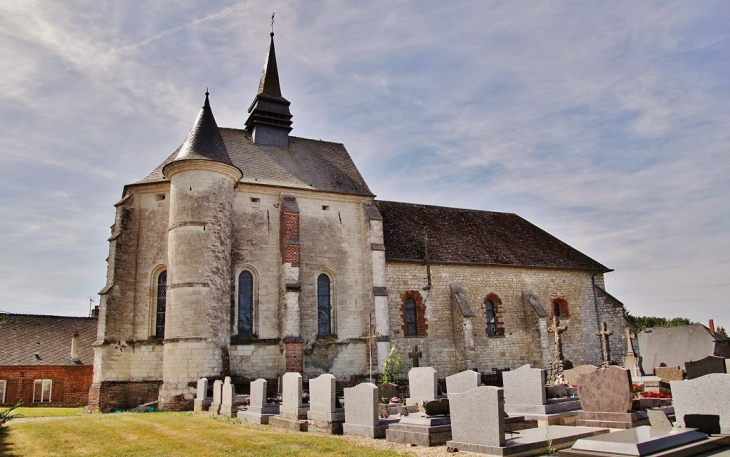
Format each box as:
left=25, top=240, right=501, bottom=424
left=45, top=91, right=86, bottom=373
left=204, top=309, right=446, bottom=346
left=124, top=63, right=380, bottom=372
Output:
left=390, top=396, right=400, bottom=404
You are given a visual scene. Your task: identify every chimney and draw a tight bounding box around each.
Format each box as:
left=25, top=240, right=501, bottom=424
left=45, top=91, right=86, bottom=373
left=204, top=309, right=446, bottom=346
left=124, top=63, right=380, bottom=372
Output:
left=709, top=319, right=715, bottom=334
left=91, top=305, right=99, bottom=318
left=71, top=332, right=79, bottom=362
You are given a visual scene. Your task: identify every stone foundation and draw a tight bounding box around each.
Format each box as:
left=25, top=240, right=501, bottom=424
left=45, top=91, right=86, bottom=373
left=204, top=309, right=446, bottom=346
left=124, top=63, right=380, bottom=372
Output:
left=88, top=380, right=161, bottom=412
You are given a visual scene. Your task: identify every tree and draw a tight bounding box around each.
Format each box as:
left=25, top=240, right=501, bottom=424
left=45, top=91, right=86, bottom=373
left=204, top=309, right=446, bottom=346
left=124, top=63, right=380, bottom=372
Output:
left=627, top=313, right=696, bottom=332
left=379, top=344, right=403, bottom=385
left=0, top=400, right=22, bottom=427
left=716, top=326, right=729, bottom=338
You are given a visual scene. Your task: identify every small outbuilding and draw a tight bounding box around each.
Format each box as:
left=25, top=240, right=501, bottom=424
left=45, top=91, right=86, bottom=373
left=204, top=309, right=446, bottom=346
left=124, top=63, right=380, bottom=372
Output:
left=638, top=322, right=730, bottom=374
left=0, top=313, right=97, bottom=407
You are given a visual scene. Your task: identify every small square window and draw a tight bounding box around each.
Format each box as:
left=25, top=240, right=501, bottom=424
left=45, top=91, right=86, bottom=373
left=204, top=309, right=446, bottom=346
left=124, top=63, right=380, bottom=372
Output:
left=322, top=205, right=330, bottom=211
left=155, top=194, right=166, bottom=201
left=250, top=197, right=260, bottom=203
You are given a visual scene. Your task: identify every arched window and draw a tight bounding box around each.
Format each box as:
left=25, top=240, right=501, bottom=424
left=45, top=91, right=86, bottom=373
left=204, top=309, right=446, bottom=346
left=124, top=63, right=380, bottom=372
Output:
left=238, top=271, right=254, bottom=336
left=483, top=293, right=504, bottom=337
left=550, top=296, right=570, bottom=318
left=400, top=290, right=426, bottom=336
left=156, top=271, right=167, bottom=338
left=485, top=300, right=496, bottom=336
left=405, top=297, right=417, bottom=336
left=317, top=274, right=331, bottom=336
left=553, top=301, right=561, bottom=317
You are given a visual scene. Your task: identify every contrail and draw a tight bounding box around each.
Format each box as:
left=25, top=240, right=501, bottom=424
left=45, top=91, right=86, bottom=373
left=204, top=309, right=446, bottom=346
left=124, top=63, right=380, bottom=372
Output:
left=112, top=3, right=248, bottom=53
left=575, top=147, right=609, bottom=181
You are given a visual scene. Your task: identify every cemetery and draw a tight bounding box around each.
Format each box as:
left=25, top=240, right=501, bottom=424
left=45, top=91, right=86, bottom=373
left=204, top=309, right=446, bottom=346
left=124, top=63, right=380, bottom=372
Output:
left=178, top=323, right=730, bottom=456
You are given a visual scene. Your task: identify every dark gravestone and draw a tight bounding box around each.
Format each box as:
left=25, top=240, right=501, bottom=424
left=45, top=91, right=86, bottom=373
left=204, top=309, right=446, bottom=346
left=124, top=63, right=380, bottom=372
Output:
left=685, top=355, right=727, bottom=380
left=378, top=383, right=399, bottom=403
left=578, top=366, right=633, bottom=413
left=423, top=398, right=449, bottom=416
left=684, top=414, right=721, bottom=435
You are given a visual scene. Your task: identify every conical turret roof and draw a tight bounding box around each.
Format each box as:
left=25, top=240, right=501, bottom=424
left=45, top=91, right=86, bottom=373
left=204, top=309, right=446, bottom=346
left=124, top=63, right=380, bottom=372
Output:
left=165, top=92, right=234, bottom=173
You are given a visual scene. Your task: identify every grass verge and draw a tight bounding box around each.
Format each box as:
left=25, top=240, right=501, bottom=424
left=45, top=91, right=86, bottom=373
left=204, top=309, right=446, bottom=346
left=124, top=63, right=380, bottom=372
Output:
left=1, top=412, right=407, bottom=457
left=12, top=407, right=84, bottom=418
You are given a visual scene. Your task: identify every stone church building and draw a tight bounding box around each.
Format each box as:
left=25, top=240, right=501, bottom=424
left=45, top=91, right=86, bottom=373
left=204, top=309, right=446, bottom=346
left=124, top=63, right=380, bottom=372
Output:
left=90, top=33, right=631, bottom=411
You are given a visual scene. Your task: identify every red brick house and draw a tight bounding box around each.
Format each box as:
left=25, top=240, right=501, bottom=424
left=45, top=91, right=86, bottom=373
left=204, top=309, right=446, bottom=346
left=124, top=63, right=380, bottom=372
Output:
left=0, top=313, right=97, bottom=407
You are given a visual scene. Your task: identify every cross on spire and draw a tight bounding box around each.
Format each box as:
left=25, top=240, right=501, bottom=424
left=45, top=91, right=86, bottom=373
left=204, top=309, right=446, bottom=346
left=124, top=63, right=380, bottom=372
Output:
left=270, top=12, right=275, bottom=34
left=597, top=322, right=614, bottom=366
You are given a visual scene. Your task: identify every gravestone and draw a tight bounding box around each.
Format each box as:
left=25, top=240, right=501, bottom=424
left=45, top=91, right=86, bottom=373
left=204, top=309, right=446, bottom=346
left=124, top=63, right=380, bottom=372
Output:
left=566, top=426, right=709, bottom=457
left=238, top=378, right=279, bottom=424
left=208, top=379, right=223, bottom=414
left=343, top=382, right=399, bottom=438
left=449, top=386, right=610, bottom=455
left=503, top=364, right=580, bottom=417
left=576, top=366, right=655, bottom=429
left=654, top=366, right=683, bottom=382
left=307, top=374, right=344, bottom=434
left=647, top=409, right=673, bottom=428
left=270, top=372, right=309, bottom=431
left=445, top=370, right=480, bottom=397
left=219, top=377, right=236, bottom=417
left=685, top=355, right=727, bottom=380
left=447, top=386, right=505, bottom=451
left=406, top=367, right=439, bottom=408
left=671, top=373, right=730, bottom=434
left=378, top=383, right=399, bottom=402
left=564, top=365, right=597, bottom=387
left=193, top=378, right=211, bottom=412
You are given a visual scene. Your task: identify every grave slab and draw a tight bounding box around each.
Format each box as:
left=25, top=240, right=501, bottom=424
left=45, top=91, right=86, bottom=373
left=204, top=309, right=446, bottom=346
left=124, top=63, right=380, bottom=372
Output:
left=270, top=372, right=309, bottom=431
left=565, top=426, right=707, bottom=456
left=503, top=364, right=581, bottom=417
left=386, top=415, right=452, bottom=447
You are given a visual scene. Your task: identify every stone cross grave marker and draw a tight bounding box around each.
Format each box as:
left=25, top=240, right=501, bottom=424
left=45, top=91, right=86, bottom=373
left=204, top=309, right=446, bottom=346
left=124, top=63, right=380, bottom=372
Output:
left=548, top=315, right=568, bottom=361
left=407, top=366, right=438, bottom=407
left=622, top=327, right=637, bottom=356
left=503, top=364, right=546, bottom=406
left=447, top=386, right=505, bottom=450
left=445, top=369, right=480, bottom=397
left=597, top=322, right=614, bottom=367
left=362, top=314, right=380, bottom=383
left=409, top=344, right=422, bottom=368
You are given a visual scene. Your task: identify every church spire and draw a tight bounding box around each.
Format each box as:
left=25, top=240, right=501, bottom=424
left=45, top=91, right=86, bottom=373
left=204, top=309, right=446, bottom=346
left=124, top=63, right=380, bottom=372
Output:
left=164, top=91, right=236, bottom=177
left=245, top=30, right=293, bottom=147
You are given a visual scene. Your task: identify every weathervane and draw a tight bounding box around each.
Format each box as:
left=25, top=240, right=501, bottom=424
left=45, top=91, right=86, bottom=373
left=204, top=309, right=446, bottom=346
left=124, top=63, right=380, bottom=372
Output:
left=271, top=12, right=275, bottom=34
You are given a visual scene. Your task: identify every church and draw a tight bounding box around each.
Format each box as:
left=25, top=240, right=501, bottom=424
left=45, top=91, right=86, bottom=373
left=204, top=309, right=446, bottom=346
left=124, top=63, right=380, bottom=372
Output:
left=90, top=32, right=631, bottom=411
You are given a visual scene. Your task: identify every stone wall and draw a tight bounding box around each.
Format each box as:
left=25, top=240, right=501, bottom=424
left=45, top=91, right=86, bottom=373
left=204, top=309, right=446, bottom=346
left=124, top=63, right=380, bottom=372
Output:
left=385, top=262, right=623, bottom=375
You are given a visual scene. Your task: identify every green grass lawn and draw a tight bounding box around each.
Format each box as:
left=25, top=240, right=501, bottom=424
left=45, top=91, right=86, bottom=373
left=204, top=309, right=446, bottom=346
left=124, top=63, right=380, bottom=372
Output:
left=11, top=407, right=84, bottom=418
left=0, top=412, right=408, bottom=457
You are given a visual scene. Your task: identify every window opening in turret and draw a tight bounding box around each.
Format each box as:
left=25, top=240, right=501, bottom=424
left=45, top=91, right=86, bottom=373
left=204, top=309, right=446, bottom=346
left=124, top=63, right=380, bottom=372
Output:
left=317, top=274, right=331, bottom=336
left=156, top=271, right=167, bottom=338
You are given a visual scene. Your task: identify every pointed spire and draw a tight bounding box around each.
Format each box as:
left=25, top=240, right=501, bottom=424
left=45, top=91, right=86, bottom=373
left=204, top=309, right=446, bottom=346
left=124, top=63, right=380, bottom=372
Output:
left=257, top=33, right=282, bottom=98
left=164, top=91, right=234, bottom=176
left=246, top=30, right=293, bottom=147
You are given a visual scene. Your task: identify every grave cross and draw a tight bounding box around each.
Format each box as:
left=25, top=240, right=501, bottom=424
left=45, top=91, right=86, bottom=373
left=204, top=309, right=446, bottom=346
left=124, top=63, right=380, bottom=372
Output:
left=362, top=314, right=380, bottom=383
left=547, top=315, right=568, bottom=361
left=621, top=326, right=636, bottom=357
left=409, top=344, right=422, bottom=368
left=597, top=322, right=614, bottom=365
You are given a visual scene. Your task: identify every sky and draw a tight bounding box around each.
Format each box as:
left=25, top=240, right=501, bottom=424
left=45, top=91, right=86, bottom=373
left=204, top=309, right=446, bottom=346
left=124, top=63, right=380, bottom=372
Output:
left=0, top=1, right=728, bottom=328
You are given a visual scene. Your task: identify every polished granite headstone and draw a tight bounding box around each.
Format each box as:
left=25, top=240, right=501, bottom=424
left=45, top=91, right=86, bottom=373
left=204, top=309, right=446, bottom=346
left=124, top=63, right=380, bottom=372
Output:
left=445, top=370, right=480, bottom=397
left=219, top=378, right=236, bottom=417
left=270, top=372, right=309, bottom=431
left=564, top=365, right=597, bottom=387
left=504, top=364, right=581, bottom=417
left=194, top=377, right=211, bottom=412
left=685, top=355, right=727, bottom=380
left=406, top=367, right=439, bottom=407
left=671, top=373, right=730, bottom=434
left=378, top=383, right=399, bottom=402
left=307, top=373, right=344, bottom=434
left=655, top=366, right=683, bottom=382
left=448, top=386, right=608, bottom=455
left=238, top=378, right=279, bottom=424
left=343, top=382, right=399, bottom=438
left=565, top=426, right=707, bottom=456
left=208, top=379, right=223, bottom=414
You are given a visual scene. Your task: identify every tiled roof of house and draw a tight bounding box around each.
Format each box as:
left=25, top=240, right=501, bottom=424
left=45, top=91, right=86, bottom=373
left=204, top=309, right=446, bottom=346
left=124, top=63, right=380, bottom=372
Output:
left=0, top=314, right=97, bottom=366
left=135, top=128, right=373, bottom=197
left=375, top=200, right=609, bottom=271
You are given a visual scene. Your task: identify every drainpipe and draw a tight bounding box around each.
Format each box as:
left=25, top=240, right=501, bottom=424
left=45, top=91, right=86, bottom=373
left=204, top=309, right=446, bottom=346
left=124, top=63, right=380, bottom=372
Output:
left=592, top=271, right=604, bottom=363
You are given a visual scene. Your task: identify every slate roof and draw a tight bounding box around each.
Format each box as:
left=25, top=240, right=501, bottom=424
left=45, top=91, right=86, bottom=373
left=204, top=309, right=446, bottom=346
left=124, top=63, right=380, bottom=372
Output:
left=375, top=200, right=610, bottom=271
left=163, top=93, right=236, bottom=171
left=0, top=314, right=97, bottom=366
left=136, top=128, right=374, bottom=197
